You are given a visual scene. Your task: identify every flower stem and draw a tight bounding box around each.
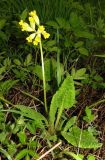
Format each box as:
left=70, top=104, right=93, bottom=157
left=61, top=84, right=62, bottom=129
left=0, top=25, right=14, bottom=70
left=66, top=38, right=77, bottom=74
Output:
left=39, top=40, right=48, bottom=113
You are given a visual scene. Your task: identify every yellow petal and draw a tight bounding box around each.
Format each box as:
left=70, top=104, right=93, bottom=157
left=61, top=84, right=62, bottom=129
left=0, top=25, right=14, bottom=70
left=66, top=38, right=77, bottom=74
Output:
left=38, top=25, right=45, bottom=33
left=29, top=17, right=35, bottom=30
left=35, top=35, right=41, bottom=42
left=29, top=10, right=37, bottom=17
left=33, top=40, right=38, bottom=46
left=26, top=36, right=32, bottom=43
left=21, top=22, right=34, bottom=32
left=29, top=10, right=40, bottom=25
left=42, top=31, right=50, bottom=39
left=26, top=33, right=36, bottom=42
left=19, top=20, right=24, bottom=26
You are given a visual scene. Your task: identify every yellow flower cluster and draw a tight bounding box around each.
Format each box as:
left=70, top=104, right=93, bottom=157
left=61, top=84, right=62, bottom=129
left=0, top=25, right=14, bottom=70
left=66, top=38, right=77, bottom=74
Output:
left=19, top=10, right=50, bottom=45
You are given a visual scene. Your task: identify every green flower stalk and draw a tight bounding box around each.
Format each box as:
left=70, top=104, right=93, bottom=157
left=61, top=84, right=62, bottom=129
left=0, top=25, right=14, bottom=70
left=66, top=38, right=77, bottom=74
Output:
left=19, top=10, right=50, bottom=113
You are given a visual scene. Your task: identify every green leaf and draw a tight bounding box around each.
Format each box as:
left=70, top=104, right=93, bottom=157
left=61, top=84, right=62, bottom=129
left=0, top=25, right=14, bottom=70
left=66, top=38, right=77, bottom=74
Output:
left=0, top=19, right=6, bottom=30
left=49, top=75, right=75, bottom=129
left=65, top=152, right=83, bottom=160
left=70, top=12, right=80, bottom=30
left=75, top=31, right=94, bottom=39
left=0, top=147, right=12, bottom=160
left=62, top=126, right=102, bottom=149
left=72, top=68, right=86, bottom=80
left=46, top=20, right=59, bottom=28
left=0, top=66, right=6, bottom=75
left=25, top=155, right=30, bottom=160
left=0, top=79, right=18, bottom=95
left=13, top=59, right=21, bottom=66
left=70, top=12, right=86, bottom=31
left=34, top=58, right=63, bottom=82
left=20, top=9, right=28, bottom=21
left=87, top=155, right=95, bottom=160
left=56, top=17, right=70, bottom=29
left=28, top=150, right=39, bottom=158
left=63, top=116, right=77, bottom=132
left=94, top=54, right=105, bottom=58
left=15, top=149, right=28, bottom=160
left=15, top=105, right=48, bottom=127
left=74, top=41, right=84, bottom=48
left=24, top=53, right=32, bottom=66
left=83, top=107, right=95, bottom=123
left=0, top=31, right=7, bottom=40
left=17, top=131, right=27, bottom=144
left=78, top=47, right=89, bottom=56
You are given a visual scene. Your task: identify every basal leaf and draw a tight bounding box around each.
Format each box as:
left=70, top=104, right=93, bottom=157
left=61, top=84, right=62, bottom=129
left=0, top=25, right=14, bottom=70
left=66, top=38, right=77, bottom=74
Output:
left=63, top=116, right=77, bottom=132
left=15, top=105, right=48, bottom=127
left=62, top=126, right=102, bottom=149
left=49, top=75, right=75, bottom=129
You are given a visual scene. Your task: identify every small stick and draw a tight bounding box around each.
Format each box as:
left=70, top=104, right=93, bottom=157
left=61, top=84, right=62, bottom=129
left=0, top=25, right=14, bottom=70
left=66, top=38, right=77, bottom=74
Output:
left=36, top=141, right=62, bottom=160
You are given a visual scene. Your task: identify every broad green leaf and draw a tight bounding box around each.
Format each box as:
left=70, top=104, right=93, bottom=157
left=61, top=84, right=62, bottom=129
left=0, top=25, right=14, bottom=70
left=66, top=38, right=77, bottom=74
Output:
left=0, top=66, right=6, bottom=75
left=45, top=40, right=56, bottom=48
left=56, top=17, right=70, bottom=29
left=63, top=116, right=77, bottom=132
left=15, top=105, right=48, bottom=126
left=13, top=59, right=21, bottom=66
left=49, top=75, right=75, bottom=128
left=74, top=41, right=84, bottom=48
left=72, top=68, right=86, bottom=80
left=15, top=149, right=28, bottom=160
left=20, top=9, right=28, bottom=20
left=78, top=47, right=89, bottom=56
left=62, top=126, right=102, bottom=149
left=87, top=155, right=95, bottom=160
left=28, top=150, right=39, bottom=158
left=48, top=46, right=60, bottom=52
left=97, top=17, right=104, bottom=31
left=46, top=20, right=59, bottom=28
left=70, top=12, right=80, bottom=30
left=75, top=31, right=94, bottom=39
left=17, top=131, right=27, bottom=144
left=0, top=31, right=7, bottom=40
left=24, top=53, right=32, bottom=66
left=70, top=12, right=86, bottom=31
left=0, top=79, right=18, bottom=95
left=65, top=152, right=83, bottom=160
left=83, top=107, right=95, bottom=123
left=0, top=19, right=6, bottom=30
left=25, top=155, right=30, bottom=160
left=34, top=58, right=63, bottom=81
left=3, top=57, right=11, bottom=66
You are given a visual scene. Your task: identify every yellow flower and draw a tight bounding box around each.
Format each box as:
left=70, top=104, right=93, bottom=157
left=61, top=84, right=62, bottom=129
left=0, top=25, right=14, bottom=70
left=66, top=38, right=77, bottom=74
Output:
left=33, top=35, right=41, bottom=45
left=38, top=25, right=45, bottom=33
left=19, top=10, right=50, bottom=46
left=29, top=17, right=35, bottom=30
left=33, top=40, right=38, bottom=46
left=19, top=20, right=34, bottom=32
left=26, top=33, right=36, bottom=43
left=29, top=10, right=36, bottom=17
left=42, top=31, right=50, bottom=39
left=19, top=20, right=24, bottom=26
left=29, top=10, right=40, bottom=25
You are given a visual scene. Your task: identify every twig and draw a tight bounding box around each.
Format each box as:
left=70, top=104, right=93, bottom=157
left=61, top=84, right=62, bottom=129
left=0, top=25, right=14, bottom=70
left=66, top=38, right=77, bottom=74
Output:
left=14, top=87, right=44, bottom=106
left=35, top=141, right=62, bottom=160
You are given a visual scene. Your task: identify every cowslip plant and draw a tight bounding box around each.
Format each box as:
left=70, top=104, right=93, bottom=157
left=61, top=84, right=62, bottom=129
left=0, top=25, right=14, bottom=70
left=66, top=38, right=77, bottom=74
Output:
left=19, top=10, right=50, bottom=113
